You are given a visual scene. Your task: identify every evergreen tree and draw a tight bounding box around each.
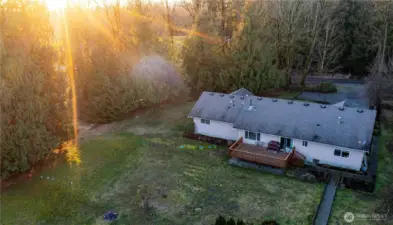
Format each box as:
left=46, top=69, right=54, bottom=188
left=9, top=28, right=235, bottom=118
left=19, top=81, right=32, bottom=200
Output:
left=227, top=218, right=236, bottom=225
left=236, top=219, right=246, bottom=225
left=334, top=0, right=376, bottom=75
left=1, top=0, right=72, bottom=178
left=261, top=220, right=279, bottom=225
left=229, top=3, right=284, bottom=93
left=215, top=215, right=227, bottom=225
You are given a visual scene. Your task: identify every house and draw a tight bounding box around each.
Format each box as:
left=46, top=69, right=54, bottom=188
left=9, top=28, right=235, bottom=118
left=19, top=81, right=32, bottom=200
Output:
left=188, top=89, right=377, bottom=171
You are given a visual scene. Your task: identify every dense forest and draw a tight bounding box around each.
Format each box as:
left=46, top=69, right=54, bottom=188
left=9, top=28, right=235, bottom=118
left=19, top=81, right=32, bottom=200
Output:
left=1, top=0, right=392, bottom=178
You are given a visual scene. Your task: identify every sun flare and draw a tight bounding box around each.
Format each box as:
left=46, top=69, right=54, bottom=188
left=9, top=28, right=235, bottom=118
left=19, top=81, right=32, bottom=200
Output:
left=45, top=0, right=67, bottom=11
left=45, top=0, right=178, bottom=11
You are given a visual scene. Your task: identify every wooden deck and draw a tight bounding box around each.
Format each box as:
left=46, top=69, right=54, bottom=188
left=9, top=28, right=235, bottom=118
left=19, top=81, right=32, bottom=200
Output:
left=229, top=137, right=294, bottom=168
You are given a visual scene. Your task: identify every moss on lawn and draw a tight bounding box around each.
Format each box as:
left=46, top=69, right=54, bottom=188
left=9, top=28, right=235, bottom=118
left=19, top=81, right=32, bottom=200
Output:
left=1, top=103, right=323, bottom=225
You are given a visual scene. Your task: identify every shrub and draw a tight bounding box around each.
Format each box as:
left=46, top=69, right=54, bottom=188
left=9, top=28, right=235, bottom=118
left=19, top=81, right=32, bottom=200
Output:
left=237, top=219, right=246, bottom=225
left=303, top=82, right=337, bottom=93
left=214, top=216, right=279, bottom=225
left=318, top=82, right=338, bottom=93
left=227, top=218, right=236, bottom=225
left=373, top=123, right=381, bottom=135
left=215, top=215, right=227, bottom=225
left=261, top=220, right=279, bottom=225
left=173, top=118, right=195, bottom=134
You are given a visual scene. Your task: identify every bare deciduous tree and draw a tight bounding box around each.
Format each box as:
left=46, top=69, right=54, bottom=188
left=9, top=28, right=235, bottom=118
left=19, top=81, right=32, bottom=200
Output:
left=300, top=0, right=327, bottom=87
left=180, top=0, right=204, bottom=25
left=162, top=0, right=176, bottom=45
left=268, top=0, right=307, bottom=86
left=316, top=1, right=343, bottom=74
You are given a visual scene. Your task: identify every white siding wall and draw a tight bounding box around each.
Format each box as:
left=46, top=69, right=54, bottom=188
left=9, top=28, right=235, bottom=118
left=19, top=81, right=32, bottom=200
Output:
left=292, top=139, right=364, bottom=171
left=238, top=130, right=279, bottom=146
left=237, top=129, right=364, bottom=171
left=193, top=118, right=238, bottom=141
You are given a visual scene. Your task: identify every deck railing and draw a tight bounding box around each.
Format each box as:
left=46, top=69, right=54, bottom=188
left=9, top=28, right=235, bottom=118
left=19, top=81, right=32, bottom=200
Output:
left=228, top=137, right=294, bottom=168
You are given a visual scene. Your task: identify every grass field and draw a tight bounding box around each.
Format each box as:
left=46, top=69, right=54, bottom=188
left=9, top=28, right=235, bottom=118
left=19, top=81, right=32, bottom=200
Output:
left=330, top=125, right=393, bottom=225
left=1, top=102, right=323, bottom=225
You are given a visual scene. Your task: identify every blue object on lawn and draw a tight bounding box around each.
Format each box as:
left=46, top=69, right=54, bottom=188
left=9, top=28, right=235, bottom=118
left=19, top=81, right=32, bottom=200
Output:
left=103, top=211, right=118, bottom=221
left=179, top=145, right=185, bottom=149
left=199, top=146, right=204, bottom=150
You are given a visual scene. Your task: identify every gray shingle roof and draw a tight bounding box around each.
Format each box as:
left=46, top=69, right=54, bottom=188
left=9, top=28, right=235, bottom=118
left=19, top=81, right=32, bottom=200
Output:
left=188, top=92, right=246, bottom=123
left=188, top=92, right=377, bottom=150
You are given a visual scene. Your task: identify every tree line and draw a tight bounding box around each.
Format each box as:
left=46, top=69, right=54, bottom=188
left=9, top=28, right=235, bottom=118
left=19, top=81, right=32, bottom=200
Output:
left=1, top=1, right=72, bottom=178
left=181, top=0, right=393, bottom=93
left=1, top=0, right=392, bottom=179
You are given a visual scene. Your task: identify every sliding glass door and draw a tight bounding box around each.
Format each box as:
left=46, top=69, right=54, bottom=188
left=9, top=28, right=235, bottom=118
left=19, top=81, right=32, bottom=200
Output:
left=280, top=137, right=293, bottom=150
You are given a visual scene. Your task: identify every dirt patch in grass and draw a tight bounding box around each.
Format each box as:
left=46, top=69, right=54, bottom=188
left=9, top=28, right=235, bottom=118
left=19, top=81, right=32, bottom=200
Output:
left=78, top=102, right=195, bottom=140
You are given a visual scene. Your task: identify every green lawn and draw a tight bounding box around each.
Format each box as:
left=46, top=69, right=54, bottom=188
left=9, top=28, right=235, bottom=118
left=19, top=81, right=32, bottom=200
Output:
left=278, top=91, right=301, bottom=100
left=1, top=103, right=323, bottom=225
left=330, top=126, right=393, bottom=225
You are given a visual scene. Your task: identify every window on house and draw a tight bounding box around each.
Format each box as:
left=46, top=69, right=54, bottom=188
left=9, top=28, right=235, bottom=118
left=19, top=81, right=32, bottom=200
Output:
left=334, top=149, right=350, bottom=158
left=201, top=119, right=210, bottom=125
left=341, top=151, right=349, bottom=158
left=302, top=141, right=308, bottom=147
left=245, top=131, right=258, bottom=140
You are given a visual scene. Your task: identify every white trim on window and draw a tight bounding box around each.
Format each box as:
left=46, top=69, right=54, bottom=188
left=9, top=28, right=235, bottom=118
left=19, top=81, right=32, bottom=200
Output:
left=341, top=151, right=349, bottom=158
left=201, top=119, right=210, bottom=125
left=245, top=131, right=260, bottom=141
left=334, top=149, right=350, bottom=158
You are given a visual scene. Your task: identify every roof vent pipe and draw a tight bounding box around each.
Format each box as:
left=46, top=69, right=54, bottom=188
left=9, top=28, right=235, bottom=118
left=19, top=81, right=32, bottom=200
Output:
left=250, top=99, right=252, bottom=106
